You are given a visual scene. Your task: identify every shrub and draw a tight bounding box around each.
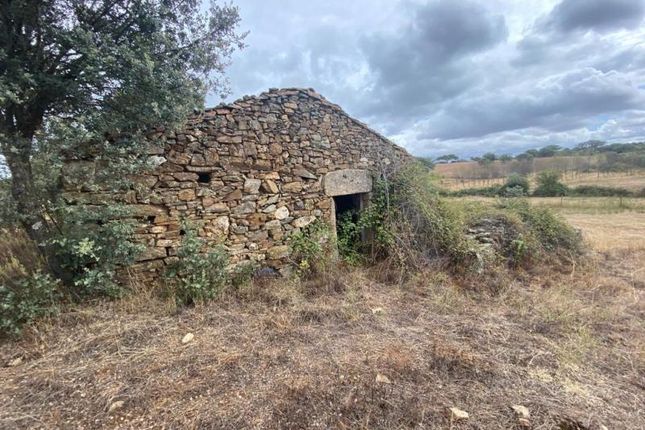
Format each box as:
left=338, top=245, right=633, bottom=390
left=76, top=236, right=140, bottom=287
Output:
left=496, top=199, right=582, bottom=255
left=230, top=261, right=260, bottom=289
left=568, top=185, right=633, bottom=197
left=0, top=180, right=19, bottom=227
left=336, top=211, right=364, bottom=265
left=288, top=220, right=334, bottom=277
left=49, top=205, right=145, bottom=298
left=376, top=164, right=474, bottom=271
left=164, top=224, right=229, bottom=306
left=1, top=272, right=60, bottom=337
left=498, top=174, right=529, bottom=196
left=441, top=185, right=500, bottom=197
left=533, top=170, right=568, bottom=197
left=0, top=228, right=61, bottom=336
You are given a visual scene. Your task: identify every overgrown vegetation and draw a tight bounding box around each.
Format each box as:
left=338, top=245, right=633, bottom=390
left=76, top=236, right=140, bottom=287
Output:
left=0, top=0, right=245, bottom=322
left=331, top=164, right=582, bottom=277
left=49, top=206, right=145, bottom=298
left=532, top=170, right=569, bottom=197
left=0, top=230, right=60, bottom=337
left=163, top=224, right=229, bottom=306
left=288, top=220, right=335, bottom=277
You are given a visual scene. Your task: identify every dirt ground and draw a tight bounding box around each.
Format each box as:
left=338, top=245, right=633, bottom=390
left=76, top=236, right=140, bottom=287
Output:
left=1, top=212, right=644, bottom=429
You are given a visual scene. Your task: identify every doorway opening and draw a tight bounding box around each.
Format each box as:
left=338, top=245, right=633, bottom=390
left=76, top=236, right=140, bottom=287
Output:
left=333, top=193, right=363, bottom=223
left=332, top=193, right=369, bottom=261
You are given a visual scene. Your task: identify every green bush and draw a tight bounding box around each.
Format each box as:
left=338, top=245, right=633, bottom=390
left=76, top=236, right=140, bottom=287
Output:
left=288, top=220, right=334, bottom=276
left=568, top=185, right=633, bottom=197
left=441, top=185, right=500, bottom=197
left=0, top=229, right=61, bottom=336
left=0, top=180, right=19, bottom=228
left=533, top=170, right=569, bottom=197
left=1, top=272, right=60, bottom=337
left=336, top=211, right=364, bottom=265
left=164, top=225, right=229, bottom=306
left=376, top=164, right=474, bottom=270
left=498, top=174, right=529, bottom=196
left=49, top=205, right=145, bottom=298
left=496, top=199, right=582, bottom=254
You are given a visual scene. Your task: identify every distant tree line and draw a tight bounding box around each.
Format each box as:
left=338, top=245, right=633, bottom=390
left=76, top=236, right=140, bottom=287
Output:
left=431, top=140, right=645, bottom=166
left=467, top=141, right=645, bottom=165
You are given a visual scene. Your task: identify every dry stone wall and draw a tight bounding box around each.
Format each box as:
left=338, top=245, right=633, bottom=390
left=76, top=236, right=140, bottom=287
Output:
left=64, top=88, right=410, bottom=280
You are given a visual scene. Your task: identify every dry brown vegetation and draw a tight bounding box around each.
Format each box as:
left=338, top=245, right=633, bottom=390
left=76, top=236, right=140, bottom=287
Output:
left=436, top=163, right=645, bottom=192
left=1, top=205, right=644, bottom=429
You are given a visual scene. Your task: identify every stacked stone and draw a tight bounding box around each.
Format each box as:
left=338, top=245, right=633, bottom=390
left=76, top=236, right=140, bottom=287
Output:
left=63, top=88, right=410, bottom=281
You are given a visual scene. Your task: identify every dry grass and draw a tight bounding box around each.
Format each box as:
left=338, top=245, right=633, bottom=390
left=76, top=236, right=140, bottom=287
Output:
left=1, top=211, right=644, bottom=429
left=563, top=212, right=645, bottom=252
left=437, top=167, right=645, bottom=192
left=0, top=271, right=643, bottom=428
left=455, top=196, right=645, bottom=214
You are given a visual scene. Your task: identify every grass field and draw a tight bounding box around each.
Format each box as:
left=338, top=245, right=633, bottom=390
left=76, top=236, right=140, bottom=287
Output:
left=1, top=199, right=643, bottom=429
left=459, top=196, right=645, bottom=214
left=437, top=169, right=645, bottom=191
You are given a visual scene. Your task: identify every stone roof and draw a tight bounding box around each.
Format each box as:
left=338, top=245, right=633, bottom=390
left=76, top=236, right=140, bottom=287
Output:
left=201, top=87, right=405, bottom=154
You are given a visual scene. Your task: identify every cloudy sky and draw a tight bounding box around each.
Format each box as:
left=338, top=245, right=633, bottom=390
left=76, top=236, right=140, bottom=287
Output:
left=209, top=0, right=645, bottom=158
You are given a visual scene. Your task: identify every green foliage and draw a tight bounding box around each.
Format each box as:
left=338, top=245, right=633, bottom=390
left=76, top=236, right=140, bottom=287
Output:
left=49, top=205, right=145, bottom=298
left=0, top=0, right=245, bottom=286
left=0, top=229, right=61, bottom=336
left=1, top=272, right=60, bottom=337
left=441, top=185, right=501, bottom=197
left=164, top=224, right=229, bottom=306
left=533, top=170, right=569, bottom=197
left=499, top=173, right=529, bottom=197
left=379, top=164, right=473, bottom=269
left=288, top=220, right=334, bottom=277
left=435, top=154, right=459, bottom=162
left=495, top=199, right=582, bottom=255
left=230, top=261, right=259, bottom=290
left=568, top=185, right=633, bottom=197
left=336, top=211, right=364, bottom=266
left=0, top=180, right=18, bottom=227
left=416, top=157, right=435, bottom=169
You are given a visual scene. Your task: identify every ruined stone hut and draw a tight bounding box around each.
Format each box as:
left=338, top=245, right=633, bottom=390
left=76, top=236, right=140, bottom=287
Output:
left=66, top=88, right=411, bottom=279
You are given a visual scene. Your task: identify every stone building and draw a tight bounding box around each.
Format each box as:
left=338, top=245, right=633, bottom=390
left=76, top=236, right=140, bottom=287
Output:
left=65, top=88, right=410, bottom=279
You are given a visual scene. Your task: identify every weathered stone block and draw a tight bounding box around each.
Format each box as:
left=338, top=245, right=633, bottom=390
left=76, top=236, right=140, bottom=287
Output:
left=293, top=216, right=316, bottom=228
left=266, top=245, right=290, bottom=260
left=232, top=201, right=256, bottom=214
left=323, top=169, right=372, bottom=196
left=283, top=182, right=303, bottom=193
left=274, top=206, right=290, bottom=220
left=177, top=189, right=196, bottom=201
left=244, top=178, right=262, bottom=194
left=262, top=179, right=279, bottom=194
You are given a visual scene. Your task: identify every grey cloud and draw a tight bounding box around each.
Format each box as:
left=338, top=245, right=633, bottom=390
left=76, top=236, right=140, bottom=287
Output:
left=544, top=0, right=645, bottom=33
left=418, top=68, right=643, bottom=140
left=516, top=0, right=645, bottom=67
left=359, top=0, right=507, bottom=124
left=213, top=0, right=645, bottom=158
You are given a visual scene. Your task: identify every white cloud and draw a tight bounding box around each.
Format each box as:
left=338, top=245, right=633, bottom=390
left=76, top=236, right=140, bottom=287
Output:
left=211, top=0, right=645, bottom=157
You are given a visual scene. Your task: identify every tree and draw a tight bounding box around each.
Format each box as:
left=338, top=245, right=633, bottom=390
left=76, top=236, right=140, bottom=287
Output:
left=575, top=139, right=605, bottom=153
left=498, top=173, right=529, bottom=196
left=537, top=145, right=562, bottom=158
left=533, top=170, right=568, bottom=197
left=0, top=0, right=245, bottom=245
left=436, top=153, right=458, bottom=163
left=417, top=157, right=435, bottom=169
left=499, top=154, right=512, bottom=163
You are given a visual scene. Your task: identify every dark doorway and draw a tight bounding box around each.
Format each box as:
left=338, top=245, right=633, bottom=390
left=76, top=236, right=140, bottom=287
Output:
left=333, top=193, right=362, bottom=221
left=333, top=193, right=369, bottom=260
